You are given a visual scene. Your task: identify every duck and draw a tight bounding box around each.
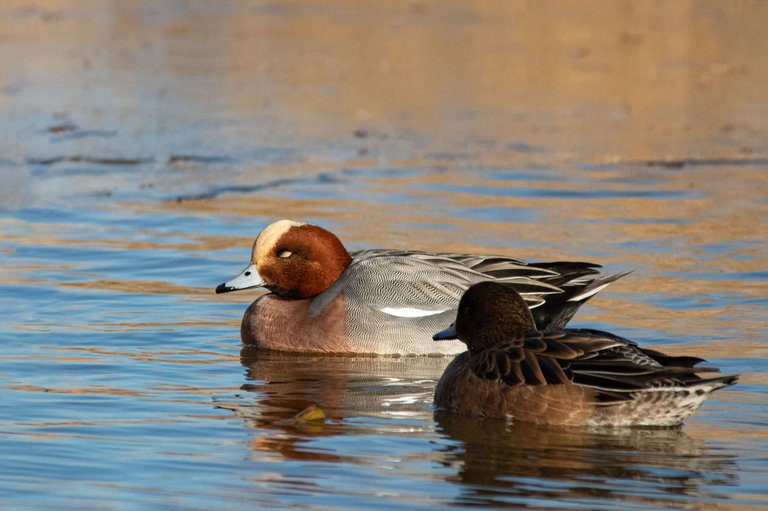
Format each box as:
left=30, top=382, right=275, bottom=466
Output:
left=215, top=219, right=628, bottom=355
left=433, top=281, right=738, bottom=426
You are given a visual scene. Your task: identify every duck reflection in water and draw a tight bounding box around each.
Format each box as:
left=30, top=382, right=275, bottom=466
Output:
left=434, top=412, right=738, bottom=509
left=224, top=348, right=737, bottom=509
left=221, top=346, right=451, bottom=462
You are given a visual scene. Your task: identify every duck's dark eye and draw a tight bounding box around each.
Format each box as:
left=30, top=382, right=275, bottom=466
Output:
left=244, top=271, right=251, bottom=276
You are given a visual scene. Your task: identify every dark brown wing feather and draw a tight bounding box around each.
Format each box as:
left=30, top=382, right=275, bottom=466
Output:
left=469, top=333, right=582, bottom=386
left=468, top=328, right=735, bottom=404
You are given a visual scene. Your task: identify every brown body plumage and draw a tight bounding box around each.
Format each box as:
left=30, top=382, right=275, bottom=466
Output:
left=433, top=281, right=738, bottom=426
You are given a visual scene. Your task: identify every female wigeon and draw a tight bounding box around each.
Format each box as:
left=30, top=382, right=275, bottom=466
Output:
left=216, top=219, right=628, bottom=355
left=433, top=281, right=738, bottom=426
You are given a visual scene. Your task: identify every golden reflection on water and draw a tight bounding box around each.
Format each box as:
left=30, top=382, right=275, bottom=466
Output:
left=4, top=0, right=768, bottom=161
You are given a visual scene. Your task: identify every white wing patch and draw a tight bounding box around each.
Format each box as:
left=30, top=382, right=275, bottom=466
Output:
left=379, top=307, right=450, bottom=318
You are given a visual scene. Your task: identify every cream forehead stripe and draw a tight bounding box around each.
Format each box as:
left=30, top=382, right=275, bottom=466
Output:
left=252, top=220, right=306, bottom=263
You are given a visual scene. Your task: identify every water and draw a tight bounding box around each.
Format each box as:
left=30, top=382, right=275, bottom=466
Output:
left=1, top=1, right=767, bottom=510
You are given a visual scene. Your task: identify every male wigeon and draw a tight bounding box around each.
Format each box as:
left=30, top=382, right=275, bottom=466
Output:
left=216, top=219, right=628, bottom=355
left=433, top=281, right=738, bottom=426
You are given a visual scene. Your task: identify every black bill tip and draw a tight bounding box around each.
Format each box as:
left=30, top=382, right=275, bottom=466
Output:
left=215, top=283, right=234, bottom=294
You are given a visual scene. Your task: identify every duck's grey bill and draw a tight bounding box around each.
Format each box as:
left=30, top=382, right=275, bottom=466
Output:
left=433, top=323, right=458, bottom=341
left=215, top=264, right=263, bottom=294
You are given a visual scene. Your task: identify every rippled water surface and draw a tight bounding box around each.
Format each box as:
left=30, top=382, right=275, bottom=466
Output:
left=2, top=2, right=767, bottom=510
